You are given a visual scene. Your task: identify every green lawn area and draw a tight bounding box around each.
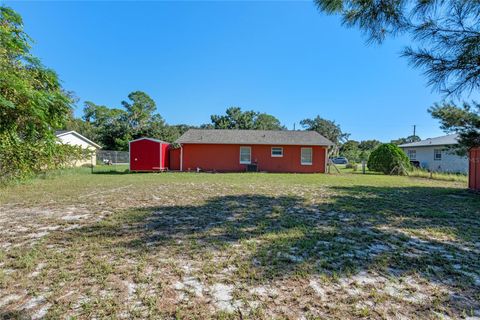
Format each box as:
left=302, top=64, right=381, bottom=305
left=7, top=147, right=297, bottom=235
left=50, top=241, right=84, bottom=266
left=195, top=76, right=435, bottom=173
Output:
left=0, top=169, right=479, bottom=319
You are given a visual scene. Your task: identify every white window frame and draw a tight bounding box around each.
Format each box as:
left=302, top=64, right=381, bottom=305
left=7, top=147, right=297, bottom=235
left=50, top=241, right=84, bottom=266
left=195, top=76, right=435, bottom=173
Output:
left=239, top=146, right=251, bottom=164
left=407, top=149, right=416, bottom=160
left=434, top=149, right=442, bottom=161
left=271, top=147, right=283, bottom=157
left=301, top=147, right=312, bottom=165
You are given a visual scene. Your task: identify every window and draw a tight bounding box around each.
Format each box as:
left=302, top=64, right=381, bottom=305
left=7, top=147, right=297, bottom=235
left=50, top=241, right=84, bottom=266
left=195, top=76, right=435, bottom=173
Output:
left=434, top=149, right=442, bottom=161
left=301, top=147, right=312, bottom=165
left=239, top=146, right=251, bottom=164
left=407, top=149, right=416, bottom=160
left=271, top=147, right=283, bottom=157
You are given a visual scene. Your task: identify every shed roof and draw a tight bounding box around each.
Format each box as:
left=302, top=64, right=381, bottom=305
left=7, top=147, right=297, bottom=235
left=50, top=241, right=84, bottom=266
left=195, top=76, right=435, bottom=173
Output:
left=399, top=134, right=459, bottom=148
left=175, top=129, right=333, bottom=146
left=129, top=137, right=170, bottom=144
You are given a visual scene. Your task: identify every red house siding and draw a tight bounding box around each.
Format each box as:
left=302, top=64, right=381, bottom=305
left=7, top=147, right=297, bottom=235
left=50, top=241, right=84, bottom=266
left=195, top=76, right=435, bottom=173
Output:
left=469, top=147, right=480, bottom=191
left=161, top=143, right=170, bottom=169
left=175, top=144, right=327, bottom=173
left=129, top=138, right=169, bottom=171
left=169, top=148, right=181, bottom=171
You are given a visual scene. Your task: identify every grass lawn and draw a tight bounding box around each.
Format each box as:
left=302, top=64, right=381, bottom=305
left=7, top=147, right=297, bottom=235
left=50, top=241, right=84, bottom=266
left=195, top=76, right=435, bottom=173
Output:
left=0, top=169, right=479, bottom=319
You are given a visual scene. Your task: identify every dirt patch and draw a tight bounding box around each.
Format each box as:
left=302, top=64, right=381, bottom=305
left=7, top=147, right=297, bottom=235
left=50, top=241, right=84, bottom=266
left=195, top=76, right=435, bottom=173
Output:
left=0, top=173, right=479, bottom=318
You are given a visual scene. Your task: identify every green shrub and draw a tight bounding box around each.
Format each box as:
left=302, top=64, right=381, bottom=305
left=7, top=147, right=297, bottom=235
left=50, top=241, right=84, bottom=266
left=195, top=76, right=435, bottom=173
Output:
left=367, top=143, right=410, bottom=175
left=0, top=132, right=88, bottom=184
left=0, top=7, right=77, bottom=184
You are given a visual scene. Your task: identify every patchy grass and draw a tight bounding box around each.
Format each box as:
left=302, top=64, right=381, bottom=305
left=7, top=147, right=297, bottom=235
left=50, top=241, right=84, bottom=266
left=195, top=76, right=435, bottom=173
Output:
left=337, top=164, right=469, bottom=183
left=0, top=168, right=479, bottom=319
left=408, top=167, right=468, bottom=183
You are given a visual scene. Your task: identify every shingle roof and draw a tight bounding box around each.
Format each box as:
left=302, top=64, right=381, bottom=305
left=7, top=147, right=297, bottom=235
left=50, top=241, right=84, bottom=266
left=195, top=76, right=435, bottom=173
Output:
left=399, top=134, right=459, bottom=148
left=175, top=129, right=333, bottom=146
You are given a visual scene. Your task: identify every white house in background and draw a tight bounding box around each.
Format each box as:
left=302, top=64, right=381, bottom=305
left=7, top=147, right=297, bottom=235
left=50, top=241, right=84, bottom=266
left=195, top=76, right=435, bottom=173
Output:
left=399, top=134, right=468, bottom=173
left=55, top=130, right=101, bottom=166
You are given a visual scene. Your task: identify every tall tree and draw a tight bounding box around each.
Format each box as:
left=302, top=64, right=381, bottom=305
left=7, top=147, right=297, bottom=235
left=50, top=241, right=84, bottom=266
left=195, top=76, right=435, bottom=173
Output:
left=314, top=0, right=480, bottom=96
left=358, top=140, right=382, bottom=151
left=158, top=124, right=197, bottom=143
left=64, top=109, right=97, bottom=143
left=391, top=135, right=421, bottom=145
left=429, top=101, right=480, bottom=149
left=210, top=107, right=284, bottom=130
left=78, top=101, right=129, bottom=150
left=71, top=94, right=190, bottom=150
left=300, top=116, right=349, bottom=149
left=0, top=6, right=77, bottom=181
left=340, top=139, right=382, bottom=162
left=254, top=113, right=286, bottom=130
left=340, top=140, right=361, bottom=161
left=121, top=91, right=156, bottom=134
left=314, top=0, right=480, bottom=148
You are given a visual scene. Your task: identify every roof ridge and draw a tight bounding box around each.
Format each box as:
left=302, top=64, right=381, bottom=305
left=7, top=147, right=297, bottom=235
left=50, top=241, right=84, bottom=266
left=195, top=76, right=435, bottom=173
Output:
left=175, top=128, right=333, bottom=146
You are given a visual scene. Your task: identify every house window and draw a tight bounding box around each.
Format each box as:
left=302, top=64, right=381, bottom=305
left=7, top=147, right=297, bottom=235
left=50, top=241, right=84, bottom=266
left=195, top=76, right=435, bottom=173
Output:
left=271, top=147, right=283, bottom=157
left=434, top=149, right=442, bottom=161
left=301, top=147, right=312, bottom=165
left=407, top=149, right=416, bottom=160
left=239, top=146, right=251, bottom=164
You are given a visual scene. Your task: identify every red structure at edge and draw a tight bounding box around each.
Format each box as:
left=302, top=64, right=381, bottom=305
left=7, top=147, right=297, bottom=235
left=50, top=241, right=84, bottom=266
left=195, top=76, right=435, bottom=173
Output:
left=469, top=147, right=480, bottom=191
left=129, top=138, right=169, bottom=172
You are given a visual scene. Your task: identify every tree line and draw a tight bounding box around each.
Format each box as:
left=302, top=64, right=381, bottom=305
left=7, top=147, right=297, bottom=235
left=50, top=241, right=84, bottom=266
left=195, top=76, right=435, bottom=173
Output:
left=65, top=99, right=290, bottom=151
left=314, top=0, right=480, bottom=149
left=67, top=94, right=422, bottom=163
left=65, top=97, right=355, bottom=152
left=2, top=2, right=479, bottom=182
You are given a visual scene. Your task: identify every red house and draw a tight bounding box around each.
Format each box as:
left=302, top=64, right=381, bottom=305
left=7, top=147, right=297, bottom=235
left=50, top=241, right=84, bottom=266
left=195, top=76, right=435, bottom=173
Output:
left=129, top=138, right=169, bottom=172
left=469, top=147, right=480, bottom=191
left=170, top=129, right=333, bottom=173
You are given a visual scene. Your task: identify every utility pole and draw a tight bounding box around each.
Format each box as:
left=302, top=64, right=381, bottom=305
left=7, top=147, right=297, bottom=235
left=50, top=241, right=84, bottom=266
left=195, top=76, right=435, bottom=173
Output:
left=413, top=124, right=416, bottom=137
left=293, top=123, right=296, bottom=130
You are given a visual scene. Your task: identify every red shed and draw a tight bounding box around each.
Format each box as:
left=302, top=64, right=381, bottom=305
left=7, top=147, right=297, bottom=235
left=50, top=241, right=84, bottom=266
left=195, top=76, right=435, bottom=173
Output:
left=171, top=129, right=333, bottom=173
left=129, top=138, right=169, bottom=172
left=469, top=147, right=480, bottom=191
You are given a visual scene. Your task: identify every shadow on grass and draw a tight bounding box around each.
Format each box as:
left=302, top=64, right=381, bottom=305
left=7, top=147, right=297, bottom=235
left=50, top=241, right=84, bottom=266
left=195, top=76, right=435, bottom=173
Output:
left=54, top=185, right=480, bottom=313
left=0, top=311, right=31, bottom=320
left=91, top=169, right=130, bottom=175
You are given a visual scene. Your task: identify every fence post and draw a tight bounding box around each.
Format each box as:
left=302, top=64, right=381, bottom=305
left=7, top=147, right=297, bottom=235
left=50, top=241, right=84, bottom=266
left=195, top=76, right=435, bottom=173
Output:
left=362, top=160, right=366, bottom=174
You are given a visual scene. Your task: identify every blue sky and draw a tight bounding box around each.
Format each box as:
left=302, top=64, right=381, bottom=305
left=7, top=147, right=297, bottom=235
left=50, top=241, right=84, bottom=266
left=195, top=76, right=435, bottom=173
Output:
left=5, top=1, right=478, bottom=141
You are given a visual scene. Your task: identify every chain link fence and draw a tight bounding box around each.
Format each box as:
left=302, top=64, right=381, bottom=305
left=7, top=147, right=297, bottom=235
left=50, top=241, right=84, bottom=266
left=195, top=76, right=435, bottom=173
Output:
left=92, top=150, right=129, bottom=174
left=96, top=150, right=129, bottom=165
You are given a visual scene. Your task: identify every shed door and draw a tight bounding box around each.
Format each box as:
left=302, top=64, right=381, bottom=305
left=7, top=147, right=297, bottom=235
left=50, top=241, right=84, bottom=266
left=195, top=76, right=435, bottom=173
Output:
left=131, top=140, right=161, bottom=171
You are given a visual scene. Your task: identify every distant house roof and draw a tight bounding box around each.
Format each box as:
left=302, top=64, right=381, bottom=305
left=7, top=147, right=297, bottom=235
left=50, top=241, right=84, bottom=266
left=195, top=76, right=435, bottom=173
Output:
left=399, top=134, right=459, bottom=148
left=55, top=130, right=101, bottom=149
left=175, top=129, right=333, bottom=146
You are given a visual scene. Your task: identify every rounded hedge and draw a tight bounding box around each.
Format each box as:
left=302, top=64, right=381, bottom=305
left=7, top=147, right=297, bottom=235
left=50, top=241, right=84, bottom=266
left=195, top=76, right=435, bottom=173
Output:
left=367, top=143, right=410, bottom=175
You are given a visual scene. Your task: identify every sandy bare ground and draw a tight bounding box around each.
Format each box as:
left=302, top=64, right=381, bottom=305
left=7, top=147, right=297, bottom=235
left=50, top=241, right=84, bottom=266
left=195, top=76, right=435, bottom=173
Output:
left=0, top=173, right=479, bottom=319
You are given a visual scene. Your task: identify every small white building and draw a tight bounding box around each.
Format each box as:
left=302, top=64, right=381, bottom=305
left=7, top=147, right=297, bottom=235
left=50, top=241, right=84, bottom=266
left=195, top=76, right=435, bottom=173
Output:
left=55, top=130, right=101, bottom=166
left=399, top=134, right=468, bottom=174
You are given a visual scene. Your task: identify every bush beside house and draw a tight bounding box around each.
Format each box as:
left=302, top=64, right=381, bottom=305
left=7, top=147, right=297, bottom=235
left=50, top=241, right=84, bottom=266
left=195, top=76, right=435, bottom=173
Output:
left=368, top=144, right=410, bottom=175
